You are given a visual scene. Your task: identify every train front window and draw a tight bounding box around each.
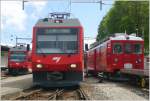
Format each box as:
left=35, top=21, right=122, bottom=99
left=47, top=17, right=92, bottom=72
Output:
left=113, top=43, right=122, bottom=54
left=134, top=44, right=142, bottom=54
left=10, top=53, right=26, bottom=62
left=36, top=28, right=78, bottom=54
left=124, top=43, right=132, bottom=54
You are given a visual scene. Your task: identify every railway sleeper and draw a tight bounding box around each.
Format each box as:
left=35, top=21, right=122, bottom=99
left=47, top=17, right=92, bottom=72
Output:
left=11, top=89, right=42, bottom=100
left=48, top=89, right=64, bottom=100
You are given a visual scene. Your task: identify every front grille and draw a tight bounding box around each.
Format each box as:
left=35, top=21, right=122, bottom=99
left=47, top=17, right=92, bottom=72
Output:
left=33, top=71, right=83, bottom=82
left=47, top=72, right=63, bottom=81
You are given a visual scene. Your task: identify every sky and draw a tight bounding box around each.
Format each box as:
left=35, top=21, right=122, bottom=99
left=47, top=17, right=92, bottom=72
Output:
left=1, top=0, right=114, bottom=46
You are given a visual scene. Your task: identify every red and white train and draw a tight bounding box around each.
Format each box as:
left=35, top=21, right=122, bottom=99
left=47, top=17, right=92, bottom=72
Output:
left=31, top=12, right=84, bottom=87
left=86, top=33, right=148, bottom=87
left=8, top=44, right=32, bottom=75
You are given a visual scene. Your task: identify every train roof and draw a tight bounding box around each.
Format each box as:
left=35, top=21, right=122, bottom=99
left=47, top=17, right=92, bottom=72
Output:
left=110, top=34, right=143, bottom=41
left=10, top=46, right=27, bottom=52
left=34, top=18, right=82, bottom=27
left=89, top=34, right=143, bottom=51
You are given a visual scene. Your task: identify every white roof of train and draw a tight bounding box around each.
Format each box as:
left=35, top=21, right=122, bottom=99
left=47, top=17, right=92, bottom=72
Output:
left=88, top=33, right=143, bottom=52
left=10, top=46, right=27, bottom=51
left=110, top=33, right=143, bottom=41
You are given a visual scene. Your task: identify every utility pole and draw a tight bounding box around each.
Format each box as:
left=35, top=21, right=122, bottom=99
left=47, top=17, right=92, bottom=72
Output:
left=16, top=37, right=32, bottom=45
left=22, top=0, right=28, bottom=10
left=99, top=0, right=103, bottom=10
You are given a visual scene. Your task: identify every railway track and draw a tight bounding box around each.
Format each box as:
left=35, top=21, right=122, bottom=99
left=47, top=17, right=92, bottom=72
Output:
left=8, top=87, right=89, bottom=100
left=77, top=88, right=90, bottom=100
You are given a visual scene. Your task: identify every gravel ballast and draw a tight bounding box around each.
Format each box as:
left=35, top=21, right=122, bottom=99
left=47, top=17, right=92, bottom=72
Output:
left=81, top=77, right=149, bottom=100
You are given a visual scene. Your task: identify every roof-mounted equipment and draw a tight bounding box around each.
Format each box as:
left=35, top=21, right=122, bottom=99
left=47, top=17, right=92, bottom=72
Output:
left=49, top=12, right=70, bottom=19
left=43, top=12, right=71, bottom=23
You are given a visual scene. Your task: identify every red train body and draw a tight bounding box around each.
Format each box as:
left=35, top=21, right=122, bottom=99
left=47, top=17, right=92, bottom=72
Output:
left=8, top=45, right=31, bottom=75
left=87, top=34, right=144, bottom=77
left=31, top=13, right=84, bottom=87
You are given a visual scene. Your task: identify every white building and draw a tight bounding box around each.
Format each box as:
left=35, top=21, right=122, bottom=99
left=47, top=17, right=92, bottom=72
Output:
left=1, top=45, right=9, bottom=69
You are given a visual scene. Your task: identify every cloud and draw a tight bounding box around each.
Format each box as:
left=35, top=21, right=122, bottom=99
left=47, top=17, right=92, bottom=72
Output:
left=1, top=1, right=27, bottom=31
left=30, top=1, right=47, bottom=12
left=27, top=1, right=47, bottom=18
left=1, top=0, right=47, bottom=31
left=84, top=39, right=96, bottom=45
left=1, top=20, right=4, bottom=30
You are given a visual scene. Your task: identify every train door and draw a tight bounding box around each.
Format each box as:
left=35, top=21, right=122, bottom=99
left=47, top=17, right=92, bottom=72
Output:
left=97, top=47, right=102, bottom=71
left=96, top=48, right=100, bottom=72
left=94, top=49, right=97, bottom=73
left=106, top=43, right=111, bottom=71
left=111, top=41, right=124, bottom=71
left=123, top=42, right=135, bottom=69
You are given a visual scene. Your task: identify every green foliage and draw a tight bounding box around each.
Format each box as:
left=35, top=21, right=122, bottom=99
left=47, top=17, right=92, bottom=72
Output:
left=97, top=1, right=149, bottom=55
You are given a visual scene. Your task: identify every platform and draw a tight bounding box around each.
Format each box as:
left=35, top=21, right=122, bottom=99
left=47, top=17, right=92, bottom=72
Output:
left=1, top=74, right=33, bottom=96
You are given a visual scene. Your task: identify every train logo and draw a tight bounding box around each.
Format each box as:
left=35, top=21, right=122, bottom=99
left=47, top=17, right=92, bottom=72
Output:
left=52, top=57, right=61, bottom=63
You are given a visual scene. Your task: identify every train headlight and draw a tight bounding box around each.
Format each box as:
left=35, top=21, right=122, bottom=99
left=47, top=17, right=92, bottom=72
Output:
left=70, top=64, right=77, bottom=68
left=114, top=58, right=118, bottom=62
left=36, top=64, right=43, bottom=68
left=136, top=59, right=142, bottom=63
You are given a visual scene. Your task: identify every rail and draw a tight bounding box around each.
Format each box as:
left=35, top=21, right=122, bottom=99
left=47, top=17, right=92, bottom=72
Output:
left=48, top=89, right=64, bottom=100
left=77, top=88, right=90, bottom=100
left=9, top=87, right=89, bottom=100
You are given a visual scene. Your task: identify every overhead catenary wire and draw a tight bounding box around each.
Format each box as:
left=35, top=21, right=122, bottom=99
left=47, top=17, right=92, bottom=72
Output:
left=22, top=0, right=115, bottom=11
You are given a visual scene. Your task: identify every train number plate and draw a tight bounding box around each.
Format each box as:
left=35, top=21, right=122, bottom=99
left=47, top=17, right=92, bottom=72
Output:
left=124, top=63, right=132, bottom=69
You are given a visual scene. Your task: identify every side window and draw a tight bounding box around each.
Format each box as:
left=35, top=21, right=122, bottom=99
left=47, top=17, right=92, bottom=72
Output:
left=134, top=44, right=142, bottom=54
left=113, top=43, right=122, bottom=54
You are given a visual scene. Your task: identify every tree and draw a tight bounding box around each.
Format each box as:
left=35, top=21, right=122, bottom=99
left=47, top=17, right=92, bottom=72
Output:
left=97, top=1, right=149, bottom=55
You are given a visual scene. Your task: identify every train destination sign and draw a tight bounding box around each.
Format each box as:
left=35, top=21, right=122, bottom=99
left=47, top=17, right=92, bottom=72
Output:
left=45, top=29, right=71, bottom=34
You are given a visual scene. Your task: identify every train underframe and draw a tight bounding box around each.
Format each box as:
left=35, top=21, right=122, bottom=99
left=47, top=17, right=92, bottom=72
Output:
left=33, top=71, right=83, bottom=87
left=95, top=70, right=149, bottom=88
left=8, top=68, right=28, bottom=75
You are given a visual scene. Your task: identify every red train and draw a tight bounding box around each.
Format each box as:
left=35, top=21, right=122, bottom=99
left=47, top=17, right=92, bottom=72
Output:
left=86, top=34, right=148, bottom=87
left=31, top=12, right=84, bottom=87
left=8, top=44, right=31, bottom=75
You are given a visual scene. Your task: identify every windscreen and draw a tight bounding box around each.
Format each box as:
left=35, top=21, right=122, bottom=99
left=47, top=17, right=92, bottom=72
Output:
left=124, top=43, right=132, bottom=54
left=133, top=44, right=142, bottom=54
left=10, top=52, right=26, bottom=62
left=36, top=28, right=78, bottom=54
left=121, top=43, right=142, bottom=54
left=113, top=43, right=122, bottom=54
